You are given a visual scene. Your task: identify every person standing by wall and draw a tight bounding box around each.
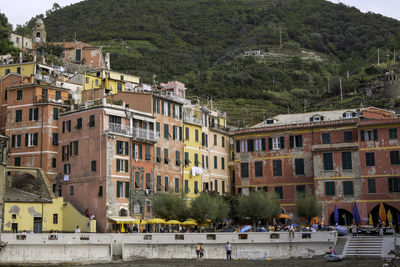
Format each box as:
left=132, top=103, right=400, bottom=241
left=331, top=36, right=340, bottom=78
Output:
left=75, top=225, right=81, bottom=233
left=226, top=242, right=232, bottom=260
left=195, top=243, right=201, bottom=261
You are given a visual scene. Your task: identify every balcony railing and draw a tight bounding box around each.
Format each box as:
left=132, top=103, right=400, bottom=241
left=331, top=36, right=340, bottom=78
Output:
left=132, top=127, right=160, bottom=142
left=34, top=95, right=67, bottom=105
left=183, top=115, right=202, bottom=126
left=107, top=123, right=159, bottom=142
left=209, top=123, right=230, bottom=132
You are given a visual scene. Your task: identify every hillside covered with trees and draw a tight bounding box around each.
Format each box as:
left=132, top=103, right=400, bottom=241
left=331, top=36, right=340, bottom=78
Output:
left=27, top=0, right=400, bottom=124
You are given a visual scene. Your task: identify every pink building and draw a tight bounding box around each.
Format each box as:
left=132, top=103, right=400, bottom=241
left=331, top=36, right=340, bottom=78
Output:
left=58, top=98, right=158, bottom=232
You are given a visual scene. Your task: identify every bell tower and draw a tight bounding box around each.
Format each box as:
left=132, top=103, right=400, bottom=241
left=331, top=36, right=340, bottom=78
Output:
left=33, top=19, right=46, bottom=44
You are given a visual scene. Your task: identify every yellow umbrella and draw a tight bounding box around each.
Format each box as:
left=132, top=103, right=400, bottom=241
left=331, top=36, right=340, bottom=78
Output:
left=165, top=220, right=182, bottom=225
left=182, top=220, right=197, bottom=226
left=369, top=213, right=373, bottom=226
left=147, top=218, right=166, bottom=224
left=132, top=219, right=147, bottom=225
left=387, top=210, right=393, bottom=227
left=379, top=202, right=386, bottom=223
left=121, top=224, right=125, bottom=233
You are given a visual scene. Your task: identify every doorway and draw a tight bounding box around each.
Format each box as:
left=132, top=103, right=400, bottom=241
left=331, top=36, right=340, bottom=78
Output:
left=33, top=217, right=42, bottom=233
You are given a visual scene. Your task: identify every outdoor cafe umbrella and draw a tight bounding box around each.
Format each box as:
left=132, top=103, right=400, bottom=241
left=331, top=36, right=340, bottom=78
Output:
left=278, top=214, right=291, bottom=219
left=165, top=220, right=182, bottom=225
left=352, top=202, right=361, bottom=225
left=379, top=202, right=387, bottom=223
left=387, top=210, right=393, bottom=227
left=182, top=220, right=197, bottom=226
left=132, top=219, right=147, bottom=225
left=147, top=218, right=166, bottom=224
left=334, top=205, right=339, bottom=225
left=369, top=213, right=373, bottom=226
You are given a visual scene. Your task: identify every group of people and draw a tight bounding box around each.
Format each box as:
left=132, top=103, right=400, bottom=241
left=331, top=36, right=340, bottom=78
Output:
left=194, top=242, right=232, bottom=261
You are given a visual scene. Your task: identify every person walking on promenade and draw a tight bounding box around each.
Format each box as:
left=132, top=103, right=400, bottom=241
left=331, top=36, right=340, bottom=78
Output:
left=199, top=243, right=205, bottom=261
left=195, top=242, right=201, bottom=260
left=226, top=241, right=232, bottom=260
left=75, top=225, right=81, bottom=233
left=351, top=223, right=357, bottom=237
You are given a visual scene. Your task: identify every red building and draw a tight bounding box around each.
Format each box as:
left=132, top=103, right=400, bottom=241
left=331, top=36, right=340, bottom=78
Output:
left=233, top=107, right=400, bottom=225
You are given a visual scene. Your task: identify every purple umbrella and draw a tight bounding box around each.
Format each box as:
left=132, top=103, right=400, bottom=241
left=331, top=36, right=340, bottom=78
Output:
left=353, top=202, right=360, bottom=225
left=334, top=205, right=339, bottom=225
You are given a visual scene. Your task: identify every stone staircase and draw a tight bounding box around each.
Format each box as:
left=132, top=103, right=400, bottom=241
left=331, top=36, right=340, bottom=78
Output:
left=344, top=236, right=383, bottom=257
left=334, top=236, right=348, bottom=255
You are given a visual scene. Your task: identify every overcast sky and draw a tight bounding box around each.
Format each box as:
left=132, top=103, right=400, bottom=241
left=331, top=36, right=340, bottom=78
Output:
left=1, top=0, right=400, bottom=28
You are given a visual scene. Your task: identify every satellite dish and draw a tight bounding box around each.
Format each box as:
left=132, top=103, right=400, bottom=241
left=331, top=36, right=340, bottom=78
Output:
left=35, top=37, right=40, bottom=43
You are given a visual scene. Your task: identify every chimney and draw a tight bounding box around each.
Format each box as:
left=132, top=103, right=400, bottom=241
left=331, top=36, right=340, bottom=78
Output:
left=19, top=52, right=22, bottom=63
left=105, top=53, right=110, bottom=70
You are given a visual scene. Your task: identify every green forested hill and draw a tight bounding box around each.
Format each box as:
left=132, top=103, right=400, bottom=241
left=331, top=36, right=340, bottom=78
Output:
left=42, top=0, right=400, bottom=125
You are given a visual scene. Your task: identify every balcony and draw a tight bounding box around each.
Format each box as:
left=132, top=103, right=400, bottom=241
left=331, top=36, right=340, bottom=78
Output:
left=209, top=123, right=230, bottom=132
left=34, top=73, right=52, bottom=83
left=34, top=95, right=68, bottom=106
left=107, top=123, right=159, bottom=143
left=132, top=127, right=160, bottom=143
left=183, top=115, right=202, bottom=126
left=312, top=142, right=359, bottom=152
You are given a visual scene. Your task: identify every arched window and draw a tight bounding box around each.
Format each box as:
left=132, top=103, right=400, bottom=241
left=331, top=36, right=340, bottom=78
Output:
left=36, top=32, right=40, bottom=38
left=119, top=208, right=127, bottom=217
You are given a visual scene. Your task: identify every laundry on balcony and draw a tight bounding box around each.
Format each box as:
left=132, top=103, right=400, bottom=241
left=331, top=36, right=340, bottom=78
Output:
left=192, top=166, right=203, bottom=176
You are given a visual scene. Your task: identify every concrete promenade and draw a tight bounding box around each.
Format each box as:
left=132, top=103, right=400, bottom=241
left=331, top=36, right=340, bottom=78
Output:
left=0, top=231, right=337, bottom=264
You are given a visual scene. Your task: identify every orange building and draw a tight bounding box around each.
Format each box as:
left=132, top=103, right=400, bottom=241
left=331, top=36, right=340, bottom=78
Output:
left=5, top=83, right=69, bottom=185
left=52, top=41, right=105, bottom=69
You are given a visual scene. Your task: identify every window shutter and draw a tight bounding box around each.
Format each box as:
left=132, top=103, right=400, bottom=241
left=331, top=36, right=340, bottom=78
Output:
left=69, top=142, right=73, bottom=156
left=179, top=127, right=182, bottom=140
left=289, top=136, right=294, bottom=148
left=29, top=108, right=33, bottom=121
left=11, top=135, right=15, bottom=147
left=261, top=138, right=266, bottom=151
left=360, top=130, right=365, bottom=141
left=236, top=141, right=240, bottom=152
left=179, top=106, right=182, bottom=119
left=62, top=146, right=65, bottom=161
left=125, top=160, right=129, bottom=172
left=117, top=159, right=120, bottom=172
left=125, top=182, right=130, bottom=198
left=268, top=138, right=272, bottom=150
left=173, top=104, right=176, bottom=117
left=125, top=142, right=129, bottom=155
left=168, top=103, right=171, bottom=116
left=280, top=136, right=285, bottom=149
left=161, top=101, right=164, bottom=115
left=25, top=134, right=28, bottom=146
left=116, top=181, right=121, bottom=197
left=62, top=121, right=65, bottom=133
left=373, top=129, right=378, bottom=141
left=33, top=133, right=38, bottom=146
left=34, top=108, right=39, bottom=120
left=139, top=144, right=142, bottom=159
left=173, top=126, right=176, bottom=139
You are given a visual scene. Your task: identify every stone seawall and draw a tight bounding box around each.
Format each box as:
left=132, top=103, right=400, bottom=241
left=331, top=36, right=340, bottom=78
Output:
left=0, top=232, right=337, bottom=264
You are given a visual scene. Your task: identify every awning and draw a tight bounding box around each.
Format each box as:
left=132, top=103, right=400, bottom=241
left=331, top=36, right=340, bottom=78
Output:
left=104, top=109, right=126, bottom=118
left=108, top=216, right=135, bottom=224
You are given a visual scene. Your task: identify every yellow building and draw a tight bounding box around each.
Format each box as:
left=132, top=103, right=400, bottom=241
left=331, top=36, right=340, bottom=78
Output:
left=3, top=166, right=95, bottom=233
left=0, top=62, right=35, bottom=77
left=183, top=105, right=203, bottom=200
left=83, top=69, right=140, bottom=94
